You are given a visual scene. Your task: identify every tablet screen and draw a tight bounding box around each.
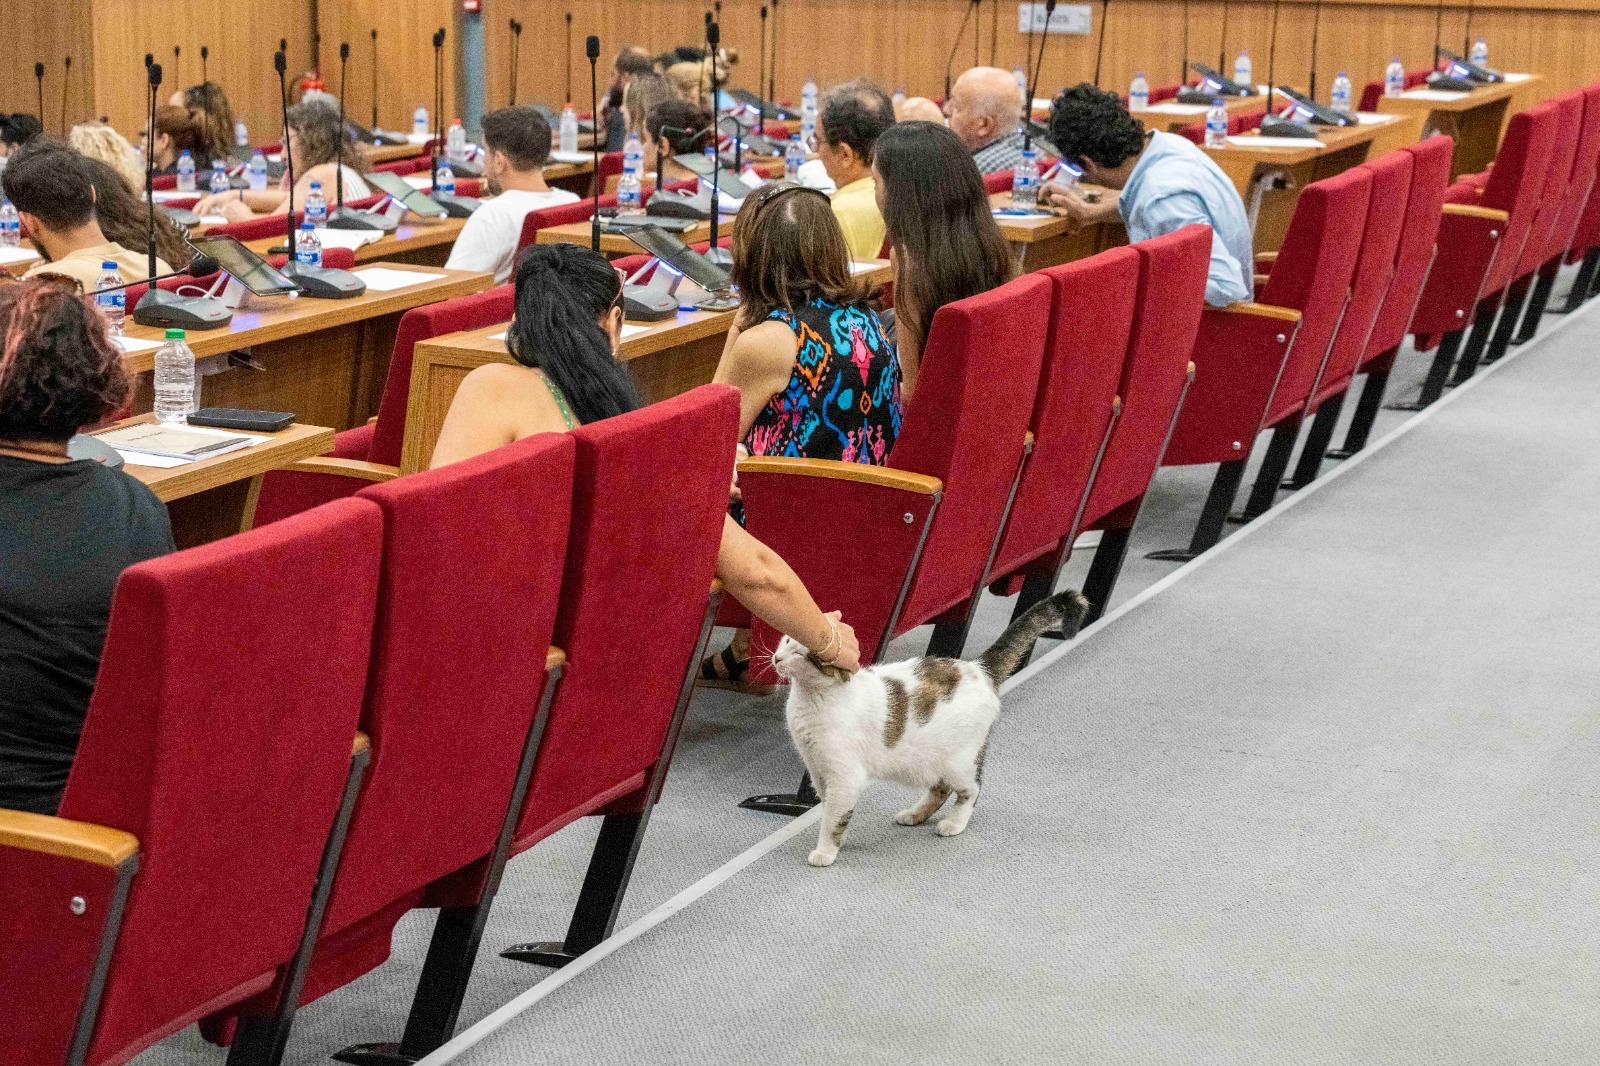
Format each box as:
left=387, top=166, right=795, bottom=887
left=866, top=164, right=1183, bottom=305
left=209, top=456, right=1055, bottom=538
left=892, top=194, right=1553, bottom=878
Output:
left=363, top=171, right=450, bottom=218
left=187, top=236, right=298, bottom=295
left=624, top=226, right=731, bottom=292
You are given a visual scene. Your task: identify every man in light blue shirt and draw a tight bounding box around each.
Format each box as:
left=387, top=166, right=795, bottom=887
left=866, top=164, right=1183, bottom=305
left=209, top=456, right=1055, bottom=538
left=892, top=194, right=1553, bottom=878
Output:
left=1037, top=84, right=1253, bottom=307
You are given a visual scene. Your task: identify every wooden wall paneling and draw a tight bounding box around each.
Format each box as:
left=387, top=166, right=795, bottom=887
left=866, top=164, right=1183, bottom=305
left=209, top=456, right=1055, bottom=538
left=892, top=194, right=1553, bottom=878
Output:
left=317, top=0, right=458, bottom=135
left=3, top=0, right=96, bottom=136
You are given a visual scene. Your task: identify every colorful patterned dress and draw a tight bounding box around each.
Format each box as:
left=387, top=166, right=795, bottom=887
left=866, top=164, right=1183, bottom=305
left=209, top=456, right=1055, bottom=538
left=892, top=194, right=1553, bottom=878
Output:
left=745, top=298, right=902, bottom=465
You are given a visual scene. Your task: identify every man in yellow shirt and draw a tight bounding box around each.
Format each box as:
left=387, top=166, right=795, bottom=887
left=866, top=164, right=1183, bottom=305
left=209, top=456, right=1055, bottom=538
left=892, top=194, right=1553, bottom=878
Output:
left=2, top=140, right=168, bottom=294
left=817, top=81, right=894, bottom=261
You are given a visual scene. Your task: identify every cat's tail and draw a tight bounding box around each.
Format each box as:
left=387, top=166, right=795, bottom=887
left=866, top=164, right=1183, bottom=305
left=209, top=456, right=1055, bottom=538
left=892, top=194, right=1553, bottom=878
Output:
left=977, top=589, right=1091, bottom=686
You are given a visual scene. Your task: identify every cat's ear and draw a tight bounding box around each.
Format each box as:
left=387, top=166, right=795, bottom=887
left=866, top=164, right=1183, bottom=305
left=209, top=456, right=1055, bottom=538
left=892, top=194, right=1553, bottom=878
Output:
left=806, top=652, right=853, bottom=684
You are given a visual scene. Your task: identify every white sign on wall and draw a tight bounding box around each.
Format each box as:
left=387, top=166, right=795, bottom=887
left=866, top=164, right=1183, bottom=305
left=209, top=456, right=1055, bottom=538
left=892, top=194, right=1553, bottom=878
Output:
left=1017, top=3, right=1093, bottom=35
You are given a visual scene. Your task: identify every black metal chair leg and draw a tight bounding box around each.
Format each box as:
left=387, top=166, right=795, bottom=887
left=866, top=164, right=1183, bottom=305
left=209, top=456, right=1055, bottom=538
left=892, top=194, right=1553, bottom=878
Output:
left=1555, top=249, right=1600, bottom=313
left=1479, top=276, right=1531, bottom=367
left=1451, top=289, right=1511, bottom=380
left=1147, top=458, right=1247, bottom=564
left=501, top=811, right=651, bottom=967
left=1328, top=361, right=1391, bottom=458
left=1388, top=329, right=1464, bottom=411
left=1079, top=526, right=1132, bottom=626
left=1284, top=396, right=1344, bottom=489
left=739, top=771, right=820, bottom=817
left=1232, top=421, right=1299, bottom=522
left=1512, top=267, right=1558, bottom=344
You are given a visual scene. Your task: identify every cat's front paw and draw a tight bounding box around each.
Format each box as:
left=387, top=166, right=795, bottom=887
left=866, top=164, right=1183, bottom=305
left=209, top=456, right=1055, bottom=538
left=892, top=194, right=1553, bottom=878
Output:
left=895, top=808, right=928, bottom=826
left=807, top=847, right=838, bottom=867
left=936, top=817, right=968, bottom=837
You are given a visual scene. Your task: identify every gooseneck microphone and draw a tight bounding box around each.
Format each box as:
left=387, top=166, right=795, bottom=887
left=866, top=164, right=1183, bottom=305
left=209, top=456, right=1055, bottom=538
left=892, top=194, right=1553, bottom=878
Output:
left=757, top=5, right=768, bottom=134
left=1021, top=0, right=1057, bottom=152
left=34, top=63, right=44, bottom=128
left=1308, top=0, right=1323, bottom=104
left=201, top=45, right=208, bottom=83
left=172, top=45, right=180, bottom=85
left=275, top=48, right=366, bottom=299
left=587, top=34, right=602, bottom=253
left=945, top=0, right=980, bottom=102
left=431, top=28, right=446, bottom=188
left=1216, top=0, right=1230, bottom=72
left=60, top=57, right=71, bottom=135
left=1463, top=0, right=1476, bottom=54
left=768, top=0, right=779, bottom=108
left=329, top=41, right=389, bottom=231
left=508, top=19, right=523, bottom=106
left=1091, top=0, right=1111, bottom=88
left=144, top=63, right=161, bottom=283
left=92, top=255, right=220, bottom=297
left=705, top=19, right=731, bottom=268
left=1180, top=0, right=1190, bottom=90
left=370, top=29, right=380, bottom=130
left=566, top=13, right=576, bottom=107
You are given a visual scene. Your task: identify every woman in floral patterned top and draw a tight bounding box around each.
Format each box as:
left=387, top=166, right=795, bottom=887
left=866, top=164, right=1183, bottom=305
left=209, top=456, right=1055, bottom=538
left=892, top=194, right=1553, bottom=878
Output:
left=703, top=182, right=901, bottom=688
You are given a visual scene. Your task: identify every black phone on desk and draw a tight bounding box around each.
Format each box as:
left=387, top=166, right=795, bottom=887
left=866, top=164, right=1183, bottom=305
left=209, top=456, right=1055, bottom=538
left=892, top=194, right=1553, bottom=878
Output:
left=188, top=408, right=296, bottom=432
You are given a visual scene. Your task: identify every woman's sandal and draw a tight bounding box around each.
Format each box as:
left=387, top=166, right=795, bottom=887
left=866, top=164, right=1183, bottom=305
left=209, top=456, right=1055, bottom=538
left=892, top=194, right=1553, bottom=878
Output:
left=698, top=645, right=777, bottom=695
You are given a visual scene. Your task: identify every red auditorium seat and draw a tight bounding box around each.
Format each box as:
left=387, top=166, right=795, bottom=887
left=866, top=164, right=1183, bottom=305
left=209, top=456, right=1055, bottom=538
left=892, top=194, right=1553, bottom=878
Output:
left=1282, top=150, right=1414, bottom=489
left=1324, top=136, right=1454, bottom=460
left=212, top=434, right=575, bottom=1065
left=249, top=284, right=517, bottom=526
left=1398, top=102, right=1557, bottom=407
left=1505, top=86, right=1600, bottom=344
left=0, top=499, right=380, bottom=1065
left=979, top=247, right=1141, bottom=636
left=1356, top=68, right=1433, bottom=114
left=984, top=169, right=1014, bottom=195
left=1557, top=84, right=1600, bottom=312
left=516, top=195, right=616, bottom=253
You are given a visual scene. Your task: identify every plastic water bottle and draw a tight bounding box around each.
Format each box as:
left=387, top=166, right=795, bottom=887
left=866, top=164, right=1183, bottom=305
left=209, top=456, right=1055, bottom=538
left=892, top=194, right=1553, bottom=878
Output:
left=294, top=221, right=322, bottom=268
left=154, top=328, right=197, bottom=424
left=1129, top=72, right=1150, bottom=111
left=248, top=148, right=269, bottom=191
left=1470, top=36, right=1489, bottom=66
left=175, top=149, right=196, bottom=192
left=446, top=119, right=467, bottom=164
left=304, top=180, right=328, bottom=225
left=559, top=104, right=579, bottom=155
left=1014, top=68, right=1028, bottom=103
left=622, top=130, right=644, bottom=198
left=413, top=104, right=429, bottom=138
left=208, top=160, right=230, bottom=195
left=1205, top=98, right=1228, bottom=147
left=94, top=262, right=125, bottom=336
left=1234, top=50, right=1253, bottom=90
left=800, top=78, right=818, bottom=145
left=435, top=162, right=456, bottom=196
left=1386, top=57, right=1407, bottom=98
left=0, top=199, right=19, bottom=247
left=1331, top=71, right=1353, bottom=113
left=234, top=120, right=249, bottom=146
left=1011, top=148, right=1039, bottom=209
left=784, top=133, right=804, bottom=181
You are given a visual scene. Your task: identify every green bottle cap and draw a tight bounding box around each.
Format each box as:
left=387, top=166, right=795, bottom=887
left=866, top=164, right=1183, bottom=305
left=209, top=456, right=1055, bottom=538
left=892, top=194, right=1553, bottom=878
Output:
left=164, top=328, right=186, bottom=339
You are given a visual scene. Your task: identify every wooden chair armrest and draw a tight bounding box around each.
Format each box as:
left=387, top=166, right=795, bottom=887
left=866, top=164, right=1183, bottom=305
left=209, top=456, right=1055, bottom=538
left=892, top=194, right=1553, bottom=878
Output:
left=737, top=456, right=942, bottom=495
left=279, top=457, right=401, bottom=483
left=1212, top=301, right=1302, bottom=323
left=0, top=809, right=138, bottom=868
left=353, top=732, right=370, bottom=758
left=1254, top=273, right=1270, bottom=288
left=1255, top=251, right=1279, bottom=266
left=366, top=416, right=379, bottom=427
left=546, top=647, right=566, bottom=672
left=1442, top=203, right=1509, bottom=222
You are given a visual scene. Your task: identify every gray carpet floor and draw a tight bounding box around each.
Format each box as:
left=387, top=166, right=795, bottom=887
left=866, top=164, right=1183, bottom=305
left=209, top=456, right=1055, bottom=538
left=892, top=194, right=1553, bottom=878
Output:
left=138, top=278, right=1600, bottom=1065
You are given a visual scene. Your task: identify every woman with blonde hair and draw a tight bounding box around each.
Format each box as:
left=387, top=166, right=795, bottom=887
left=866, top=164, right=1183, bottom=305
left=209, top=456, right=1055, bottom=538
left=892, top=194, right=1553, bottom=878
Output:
left=68, top=124, right=143, bottom=193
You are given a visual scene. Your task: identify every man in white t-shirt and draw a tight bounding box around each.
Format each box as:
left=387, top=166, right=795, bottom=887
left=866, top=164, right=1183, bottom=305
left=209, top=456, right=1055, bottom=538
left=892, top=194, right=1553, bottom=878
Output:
left=445, top=107, right=579, bottom=284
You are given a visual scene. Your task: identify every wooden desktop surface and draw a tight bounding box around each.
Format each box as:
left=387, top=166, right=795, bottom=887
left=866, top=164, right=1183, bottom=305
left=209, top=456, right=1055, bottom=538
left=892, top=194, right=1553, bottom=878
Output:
left=1127, top=95, right=1267, bottom=132
left=96, top=414, right=335, bottom=547
left=1377, top=73, right=1543, bottom=178
left=1, top=247, right=42, bottom=278
left=988, top=192, right=1128, bottom=270
left=119, top=263, right=491, bottom=431
left=402, top=259, right=895, bottom=474
left=243, top=217, right=470, bottom=269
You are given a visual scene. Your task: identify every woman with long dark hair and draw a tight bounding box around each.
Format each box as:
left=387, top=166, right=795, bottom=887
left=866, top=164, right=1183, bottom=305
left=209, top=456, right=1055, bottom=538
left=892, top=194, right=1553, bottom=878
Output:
left=872, top=120, right=1014, bottom=394
left=80, top=157, right=194, bottom=272
left=172, top=82, right=239, bottom=164
left=430, top=242, right=861, bottom=675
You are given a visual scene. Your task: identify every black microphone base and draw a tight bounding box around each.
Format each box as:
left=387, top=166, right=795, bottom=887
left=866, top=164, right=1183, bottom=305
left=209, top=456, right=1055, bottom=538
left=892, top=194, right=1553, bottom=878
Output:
left=326, top=207, right=397, bottom=232
left=1258, top=117, right=1322, bottom=139
left=132, top=287, right=234, bottom=331
left=703, top=246, right=733, bottom=269
left=1177, top=89, right=1220, bottom=105
left=283, top=261, right=367, bottom=299
left=442, top=158, right=483, bottom=178
left=622, top=285, right=679, bottom=322
left=1427, top=75, right=1478, bottom=93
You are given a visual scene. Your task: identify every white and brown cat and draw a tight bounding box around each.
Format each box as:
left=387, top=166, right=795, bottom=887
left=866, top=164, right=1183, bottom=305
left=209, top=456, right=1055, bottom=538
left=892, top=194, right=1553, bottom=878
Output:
left=771, top=590, right=1090, bottom=867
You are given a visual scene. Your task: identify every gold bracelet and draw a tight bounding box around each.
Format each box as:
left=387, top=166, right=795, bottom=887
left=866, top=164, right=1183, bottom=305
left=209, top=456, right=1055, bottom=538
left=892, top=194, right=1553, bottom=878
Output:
left=816, top=618, right=840, bottom=664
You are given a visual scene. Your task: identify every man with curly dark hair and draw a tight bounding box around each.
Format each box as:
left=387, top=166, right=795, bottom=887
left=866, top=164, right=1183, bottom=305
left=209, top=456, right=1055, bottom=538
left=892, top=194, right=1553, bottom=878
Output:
left=0, top=278, right=174, bottom=815
left=1040, top=83, right=1253, bottom=307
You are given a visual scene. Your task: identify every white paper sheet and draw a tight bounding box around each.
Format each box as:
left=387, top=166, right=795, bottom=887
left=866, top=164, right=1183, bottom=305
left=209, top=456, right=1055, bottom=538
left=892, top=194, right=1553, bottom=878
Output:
left=0, top=246, right=39, bottom=265
left=113, top=424, right=268, bottom=467
left=486, top=331, right=507, bottom=342
left=405, top=133, right=432, bottom=145
left=1503, top=72, right=1534, bottom=84
left=313, top=228, right=385, bottom=251
left=113, top=335, right=164, bottom=354
left=1354, top=112, right=1398, bottom=125
left=620, top=323, right=651, bottom=338
left=1227, top=135, right=1324, bottom=149
left=151, top=190, right=195, bottom=203
left=1138, top=103, right=1209, bottom=115
left=1403, top=89, right=1471, bottom=102
left=548, top=151, right=593, bottom=165
left=351, top=268, right=446, bottom=291
left=402, top=174, right=433, bottom=190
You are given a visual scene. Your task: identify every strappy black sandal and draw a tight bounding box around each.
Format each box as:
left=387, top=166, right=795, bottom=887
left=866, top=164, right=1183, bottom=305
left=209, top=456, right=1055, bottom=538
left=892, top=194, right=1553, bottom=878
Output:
left=698, top=645, right=776, bottom=694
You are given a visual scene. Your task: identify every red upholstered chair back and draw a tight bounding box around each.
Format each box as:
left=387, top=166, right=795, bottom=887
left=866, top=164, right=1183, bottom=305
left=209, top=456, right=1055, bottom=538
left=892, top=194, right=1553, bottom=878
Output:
left=984, top=170, right=1014, bottom=195
left=316, top=434, right=573, bottom=942
left=52, top=499, right=380, bottom=1064
left=1357, top=70, right=1432, bottom=114
left=1566, top=84, right=1600, bottom=264
left=1256, top=167, right=1372, bottom=427
left=1080, top=224, right=1209, bottom=529
left=204, top=211, right=306, bottom=241
left=595, top=150, right=624, bottom=192
left=1365, top=136, right=1453, bottom=362
left=1149, top=83, right=1180, bottom=104
left=516, top=195, right=616, bottom=252
left=373, top=156, right=433, bottom=176
left=1479, top=103, right=1557, bottom=294
left=888, top=274, right=1051, bottom=630
left=1539, top=88, right=1600, bottom=265
left=990, top=247, right=1141, bottom=581
left=511, top=385, right=735, bottom=850
left=1314, top=150, right=1413, bottom=404
left=1513, top=94, right=1582, bottom=279
left=367, top=284, right=516, bottom=467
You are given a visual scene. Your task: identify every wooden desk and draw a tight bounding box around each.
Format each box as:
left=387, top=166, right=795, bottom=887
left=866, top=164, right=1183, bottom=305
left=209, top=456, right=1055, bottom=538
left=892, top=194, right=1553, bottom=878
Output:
left=989, top=192, right=1127, bottom=271
left=1203, top=116, right=1404, bottom=253
left=1, top=247, right=42, bottom=277
left=1377, top=74, right=1543, bottom=179
left=536, top=216, right=737, bottom=257
left=402, top=259, right=895, bottom=474
left=95, top=416, right=334, bottom=547
left=544, top=159, right=597, bottom=196
left=1128, top=96, right=1265, bottom=133
left=119, top=263, right=491, bottom=431
left=243, top=218, right=470, bottom=269
left=367, top=143, right=428, bottom=165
